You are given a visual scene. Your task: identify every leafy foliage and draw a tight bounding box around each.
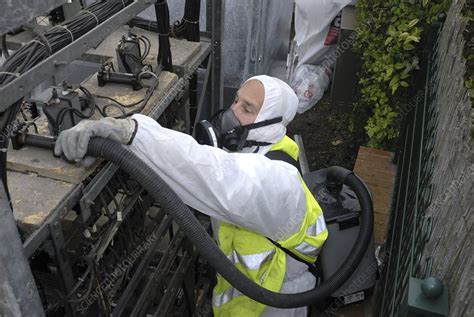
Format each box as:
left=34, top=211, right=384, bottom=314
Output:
left=354, top=0, right=451, bottom=148
left=462, top=1, right=473, bottom=105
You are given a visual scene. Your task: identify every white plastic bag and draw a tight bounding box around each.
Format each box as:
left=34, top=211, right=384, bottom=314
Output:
left=291, top=64, right=331, bottom=114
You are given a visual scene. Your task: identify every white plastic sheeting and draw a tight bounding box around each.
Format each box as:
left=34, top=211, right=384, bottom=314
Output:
left=138, top=0, right=293, bottom=88
left=221, top=0, right=294, bottom=87
left=294, top=0, right=353, bottom=67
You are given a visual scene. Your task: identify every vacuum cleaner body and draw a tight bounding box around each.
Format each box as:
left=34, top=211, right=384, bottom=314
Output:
left=304, top=168, right=377, bottom=306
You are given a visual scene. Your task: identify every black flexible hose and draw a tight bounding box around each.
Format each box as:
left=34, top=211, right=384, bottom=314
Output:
left=85, top=138, right=374, bottom=308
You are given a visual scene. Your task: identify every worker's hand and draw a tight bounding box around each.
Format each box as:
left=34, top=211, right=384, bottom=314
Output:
left=54, top=117, right=137, bottom=163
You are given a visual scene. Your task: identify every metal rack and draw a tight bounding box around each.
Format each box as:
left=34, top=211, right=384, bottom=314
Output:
left=0, top=0, right=223, bottom=315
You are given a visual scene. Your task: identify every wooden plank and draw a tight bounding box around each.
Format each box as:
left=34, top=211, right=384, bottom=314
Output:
left=5, top=24, right=190, bottom=220
left=7, top=144, right=100, bottom=184
left=7, top=171, right=75, bottom=232
left=86, top=25, right=201, bottom=67
left=7, top=70, right=177, bottom=181
left=81, top=70, right=178, bottom=117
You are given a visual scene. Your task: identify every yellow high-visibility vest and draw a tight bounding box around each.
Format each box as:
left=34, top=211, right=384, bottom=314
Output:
left=213, top=136, right=328, bottom=316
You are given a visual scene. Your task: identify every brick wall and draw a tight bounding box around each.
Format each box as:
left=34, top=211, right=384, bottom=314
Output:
left=418, top=1, right=473, bottom=316
left=353, top=147, right=396, bottom=245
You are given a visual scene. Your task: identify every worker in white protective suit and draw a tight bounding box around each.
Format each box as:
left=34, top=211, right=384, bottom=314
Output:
left=55, top=75, right=328, bottom=317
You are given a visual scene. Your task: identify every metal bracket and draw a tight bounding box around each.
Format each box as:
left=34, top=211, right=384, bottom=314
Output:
left=79, top=162, right=119, bottom=222
left=23, top=184, right=83, bottom=258
left=49, top=220, right=76, bottom=316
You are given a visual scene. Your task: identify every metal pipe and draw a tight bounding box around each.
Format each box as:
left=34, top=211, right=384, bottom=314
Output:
left=294, top=134, right=310, bottom=175
left=210, top=0, right=224, bottom=114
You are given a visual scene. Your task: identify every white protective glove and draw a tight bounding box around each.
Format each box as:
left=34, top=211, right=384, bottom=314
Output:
left=54, top=117, right=137, bottom=163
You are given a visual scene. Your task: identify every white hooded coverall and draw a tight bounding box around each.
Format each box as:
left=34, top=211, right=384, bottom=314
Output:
left=128, top=75, right=323, bottom=316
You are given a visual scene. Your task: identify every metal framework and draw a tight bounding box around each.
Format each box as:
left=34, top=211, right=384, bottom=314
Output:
left=0, top=0, right=223, bottom=315
left=210, top=0, right=224, bottom=114
left=0, top=0, right=151, bottom=110
left=0, top=0, right=68, bottom=35
left=376, top=22, right=444, bottom=316
left=0, top=182, right=45, bottom=316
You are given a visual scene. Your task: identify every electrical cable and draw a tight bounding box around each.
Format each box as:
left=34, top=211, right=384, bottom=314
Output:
left=154, top=0, right=173, bottom=71
left=92, top=94, right=144, bottom=108
left=182, top=0, right=201, bottom=132
left=45, top=264, right=93, bottom=313
left=138, top=35, right=151, bottom=62
left=67, top=267, right=95, bottom=304
left=184, top=0, right=201, bottom=40
left=53, top=86, right=97, bottom=133
left=128, top=17, right=159, bottom=34
left=105, top=183, right=120, bottom=213
left=1, top=1, right=137, bottom=195
left=79, top=85, right=97, bottom=110
left=124, top=72, right=158, bottom=116
left=1, top=34, right=9, bottom=59
left=128, top=0, right=200, bottom=41
left=0, top=1, right=134, bottom=86
left=129, top=0, right=200, bottom=127
left=79, top=85, right=110, bottom=118
left=183, top=0, right=201, bottom=42
left=128, top=17, right=185, bottom=38
left=55, top=105, right=93, bottom=131
left=103, top=103, right=128, bottom=118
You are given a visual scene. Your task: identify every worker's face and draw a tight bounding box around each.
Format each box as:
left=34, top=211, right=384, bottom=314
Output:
left=231, top=80, right=264, bottom=126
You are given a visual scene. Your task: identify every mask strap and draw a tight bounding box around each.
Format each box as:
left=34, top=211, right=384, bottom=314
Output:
left=237, top=117, right=282, bottom=150
left=235, top=139, right=271, bottom=152
left=244, top=140, right=272, bottom=147
left=211, top=109, right=226, bottom=121
left=243, top=116, right=283, bottom=130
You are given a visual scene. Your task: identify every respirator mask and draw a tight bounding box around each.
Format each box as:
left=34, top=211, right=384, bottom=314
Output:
left=194, top=108, right=282, bottom=152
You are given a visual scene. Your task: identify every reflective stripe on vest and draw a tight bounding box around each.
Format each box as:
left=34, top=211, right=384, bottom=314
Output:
left=213, top=136, right=328, bottom=317
left=291, top=209, right=327, bottom=259
left=228, top=249, right=276, bottom=271
left=213, top=283, right=243, bottom=307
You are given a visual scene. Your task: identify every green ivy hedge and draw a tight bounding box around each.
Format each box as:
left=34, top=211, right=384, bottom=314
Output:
left=463, top=2, right=473, bottom=104
left=353, top=0, right=451, bottom=149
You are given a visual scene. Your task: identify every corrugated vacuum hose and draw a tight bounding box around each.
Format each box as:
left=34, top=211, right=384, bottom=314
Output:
left=85, top=137, right=374, bottom=308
